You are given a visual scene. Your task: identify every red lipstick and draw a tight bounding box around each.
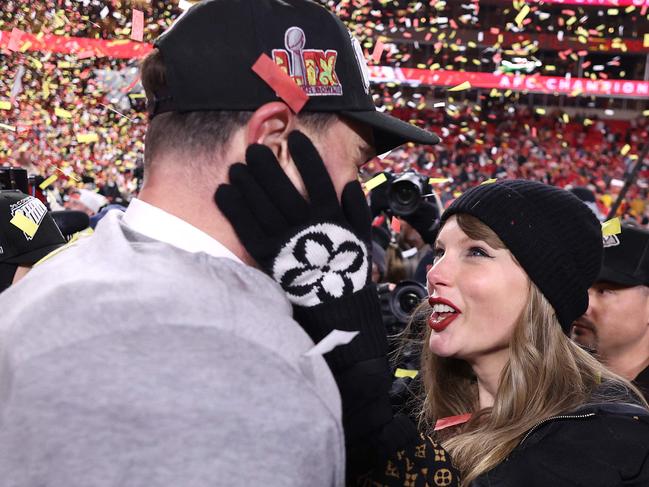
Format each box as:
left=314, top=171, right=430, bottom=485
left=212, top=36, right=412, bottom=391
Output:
left=428, top=296, right=461, bottom=332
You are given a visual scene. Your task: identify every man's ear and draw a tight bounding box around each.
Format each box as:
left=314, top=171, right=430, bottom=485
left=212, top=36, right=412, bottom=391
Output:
left=246, top=102, right=296, bottom=168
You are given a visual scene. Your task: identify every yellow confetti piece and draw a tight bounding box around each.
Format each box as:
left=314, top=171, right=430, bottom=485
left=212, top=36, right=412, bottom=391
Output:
left=39, top=174, right=58, bottom=190
left=10, top=211, right=39, bottom=238
left=584, top=118, right=594, bottom=126
left=481, top=178, right=497, bottom=185
left=429, top=178, right=450, bottom=184
left=644, top=34, right=649, bottom=48
left=0, top=123, right=16, bottom=132
left=55, top=108, right=72, bottom=119
left=514, top=5, right=530, bottom=27
left=76, top=133, right=99, bottom=144
left=449, top=81, right=471, bottom=92
left=535, top=108, right=546, bottom=115
left=364, top=173, right=388, bottom=191
left=0, top=100, right=12, bottom=110
left=394, top=368, right=418, bottom=379
left=643, top=110, right=649, bottom=117
left=602, top=218, right=621, bottom=237
left=621, top=144, right=631, bottom=156
left=562, top=113, right=570, bottom=124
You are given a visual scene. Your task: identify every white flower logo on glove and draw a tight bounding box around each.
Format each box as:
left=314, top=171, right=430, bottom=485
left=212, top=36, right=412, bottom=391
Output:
left=273, top=223, right=369, bottom=307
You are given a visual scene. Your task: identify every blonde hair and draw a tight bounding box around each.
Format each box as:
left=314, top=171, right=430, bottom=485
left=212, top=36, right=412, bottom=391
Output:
left=407, top=214, right=647, bottom=486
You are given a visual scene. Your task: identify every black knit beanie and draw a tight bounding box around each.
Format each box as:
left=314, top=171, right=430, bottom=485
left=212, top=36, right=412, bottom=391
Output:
left=441, top=179, right=603, bottom=333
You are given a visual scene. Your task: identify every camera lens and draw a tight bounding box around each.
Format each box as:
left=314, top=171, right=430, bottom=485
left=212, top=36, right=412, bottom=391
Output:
left=394, top=182, right=417, bottom=206
left=389, top=280, right=428, bottom=324
left=388, top=172, right=424, bottom=216
left=399, top=290, right=422, bottom=315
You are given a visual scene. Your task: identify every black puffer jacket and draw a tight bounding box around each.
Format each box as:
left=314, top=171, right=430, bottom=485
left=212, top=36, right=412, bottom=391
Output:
left=472, top=402, right=649, bottom=487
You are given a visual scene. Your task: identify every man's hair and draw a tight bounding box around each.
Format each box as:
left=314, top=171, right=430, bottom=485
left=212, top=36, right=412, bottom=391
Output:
left=140, top=49, right=336, bottom=169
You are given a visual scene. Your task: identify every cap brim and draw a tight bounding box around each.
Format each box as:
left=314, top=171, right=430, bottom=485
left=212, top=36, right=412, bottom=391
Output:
left=341, top=110, right=440, bottom=155
left=597, top=265, right=644, bottom=287
left=3, top=242, right=66, bottom=266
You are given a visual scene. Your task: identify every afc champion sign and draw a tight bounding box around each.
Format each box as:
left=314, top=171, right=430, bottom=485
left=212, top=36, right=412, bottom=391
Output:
left=368, top=67, right=649, bottom=98
left=527, top=0, right=649, bottom=6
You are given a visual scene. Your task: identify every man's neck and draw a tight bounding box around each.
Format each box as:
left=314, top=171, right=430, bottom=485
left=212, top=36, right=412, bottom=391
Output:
left=602, top=345, right=649, bottom=381
left=137, top=184, right=255, bottom=266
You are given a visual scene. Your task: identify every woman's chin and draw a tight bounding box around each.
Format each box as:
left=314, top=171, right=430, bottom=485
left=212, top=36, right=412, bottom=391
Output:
left=428, top=334, right=458, bottom=358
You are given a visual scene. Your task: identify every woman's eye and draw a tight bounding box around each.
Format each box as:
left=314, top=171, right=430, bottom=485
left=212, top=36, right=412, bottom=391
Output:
left=433, top=247, right=445, bottom=261
left=468, top=246, right=490, bottom=258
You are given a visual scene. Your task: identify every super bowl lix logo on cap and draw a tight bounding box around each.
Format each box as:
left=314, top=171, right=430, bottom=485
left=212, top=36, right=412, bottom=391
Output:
left=272, top=27, right=342, bottom=96
left=10, top=196, right=47, bottom=241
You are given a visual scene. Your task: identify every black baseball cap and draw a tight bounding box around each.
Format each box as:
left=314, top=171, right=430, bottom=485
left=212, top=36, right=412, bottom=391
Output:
left=598, top=225, right=649, bottom=287
left=149, top=0, right=440, bottom=155
left=0, top=190, right=66, bottom=291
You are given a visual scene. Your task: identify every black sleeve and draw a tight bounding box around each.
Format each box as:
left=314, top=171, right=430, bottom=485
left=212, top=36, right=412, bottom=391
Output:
left=293, top=285, right=459, bottom=486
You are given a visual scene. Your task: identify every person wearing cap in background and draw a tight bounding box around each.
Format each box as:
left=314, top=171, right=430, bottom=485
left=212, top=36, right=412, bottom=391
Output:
left=0, top=190, right=66, bottom=292
left=572, top=224, right=649, bottom=402
left=0, top=1, right=446, bottom=486
left=65, top=188, right=108, bottom=217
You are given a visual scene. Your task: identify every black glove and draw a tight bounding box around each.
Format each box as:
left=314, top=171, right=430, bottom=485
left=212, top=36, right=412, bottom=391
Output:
left=368, top=171, right=391, bottom=217
left=215, top=131, right=372, bottom=307
left=402, top=200, right=440, bottom=245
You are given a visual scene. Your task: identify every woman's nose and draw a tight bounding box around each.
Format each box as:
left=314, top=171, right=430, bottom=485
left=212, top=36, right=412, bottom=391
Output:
left=426, top=254, right=453, bottom=293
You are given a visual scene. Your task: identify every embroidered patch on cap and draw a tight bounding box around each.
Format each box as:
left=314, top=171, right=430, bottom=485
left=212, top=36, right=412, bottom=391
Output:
left=9, top=196, right=47, bottom=240
left=272, top=26, right=342, bottom=96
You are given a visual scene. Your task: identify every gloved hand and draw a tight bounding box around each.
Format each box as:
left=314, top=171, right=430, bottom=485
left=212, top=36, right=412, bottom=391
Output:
left=368, top=171, right=391, bottom=217
left=215, top=130, right=372, bottom=307
left=402, top=200, right=440, bottom=245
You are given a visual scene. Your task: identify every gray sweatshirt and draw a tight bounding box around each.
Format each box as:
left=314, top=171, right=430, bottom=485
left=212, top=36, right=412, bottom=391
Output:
left=0, top=211, right=344, bottom=486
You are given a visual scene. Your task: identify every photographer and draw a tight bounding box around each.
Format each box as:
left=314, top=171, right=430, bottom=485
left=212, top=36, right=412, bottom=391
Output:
left=369, top=170, right=442, bottom=285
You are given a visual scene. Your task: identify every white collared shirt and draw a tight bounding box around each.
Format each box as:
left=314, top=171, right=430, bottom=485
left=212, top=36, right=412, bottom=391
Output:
left=122, top=198, right=242, bottom=263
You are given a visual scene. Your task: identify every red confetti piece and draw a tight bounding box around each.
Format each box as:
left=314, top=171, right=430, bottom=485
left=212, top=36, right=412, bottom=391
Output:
left=391, top=216, right=401, bottom=233
left=434, top=413, right=472, bottom=431
left=7, top=28, right=24, bottom=52
left=131, top=9, right=144, bottom=42
left=252, top=53, right=308, bottom=113
left=122, top=74, right=141, bottom=93
left=371, top=39, right=385, bottom=64
left=77, top=49, right=95, bottom=59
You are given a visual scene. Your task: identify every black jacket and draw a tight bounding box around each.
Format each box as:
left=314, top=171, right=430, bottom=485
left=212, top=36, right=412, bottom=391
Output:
left=635, top=365, right=649, bottom=403
left=472, top=402, right=649, bottom=487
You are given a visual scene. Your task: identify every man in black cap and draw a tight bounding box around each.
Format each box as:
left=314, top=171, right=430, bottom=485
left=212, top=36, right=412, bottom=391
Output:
left=0, top=190, right=66, bottom=292
left=0, top=1, right=440, bottom=485
left=572, top=224, right=649, bottom=401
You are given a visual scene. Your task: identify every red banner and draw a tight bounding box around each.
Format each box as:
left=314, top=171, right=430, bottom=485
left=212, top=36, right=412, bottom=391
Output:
left=526, top=0, right=649, bottom=6
left=0, top=30, right=152, bottom=59
left=369, top=67, right=649, bottom=98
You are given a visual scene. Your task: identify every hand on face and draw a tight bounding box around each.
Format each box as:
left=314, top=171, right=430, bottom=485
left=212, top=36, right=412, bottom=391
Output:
left=426, top=216, right=529, bottom=364
left=215, top=130, right=373, bottom=307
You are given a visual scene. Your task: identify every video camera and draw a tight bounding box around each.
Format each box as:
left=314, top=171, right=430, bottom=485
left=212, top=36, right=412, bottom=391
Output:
left=370, top=170, right=434, bottom=218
